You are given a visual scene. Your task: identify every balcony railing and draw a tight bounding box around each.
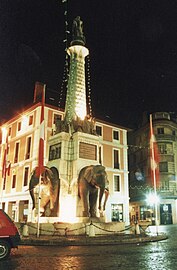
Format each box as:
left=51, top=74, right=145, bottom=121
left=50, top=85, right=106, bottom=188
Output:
left=159, top=188, right=177, bottom=197
left=156, top=134, right=176, bottom=141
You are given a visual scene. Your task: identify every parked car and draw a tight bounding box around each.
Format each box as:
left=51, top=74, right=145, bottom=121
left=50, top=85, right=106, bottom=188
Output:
left=0, top=209, right=21, bottom=260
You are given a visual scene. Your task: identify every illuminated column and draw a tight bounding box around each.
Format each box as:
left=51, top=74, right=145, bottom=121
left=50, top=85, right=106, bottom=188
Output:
left=65, top=45, right=89, bottom=123
left=64, top=17, right=89, bottom=124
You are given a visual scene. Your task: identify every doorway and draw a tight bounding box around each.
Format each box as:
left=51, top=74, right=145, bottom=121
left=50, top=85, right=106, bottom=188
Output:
left=160, top=204, right=172, bottom=224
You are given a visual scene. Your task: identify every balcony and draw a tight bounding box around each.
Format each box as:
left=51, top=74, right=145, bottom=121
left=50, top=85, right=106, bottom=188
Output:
left=156, top=134, right=176, bottom=141
left=159, top=189, right=177, bottom=198
left=160, top=155, right=174, bottom=162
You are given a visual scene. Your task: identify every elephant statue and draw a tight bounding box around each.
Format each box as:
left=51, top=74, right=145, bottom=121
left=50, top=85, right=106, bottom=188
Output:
left=29, top=166, right=60, bottom=217
left=78, top=165, right=109, bottom=217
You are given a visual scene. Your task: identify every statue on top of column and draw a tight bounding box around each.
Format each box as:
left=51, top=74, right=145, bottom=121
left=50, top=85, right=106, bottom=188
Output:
left=71, top=16, right=86, bottom=45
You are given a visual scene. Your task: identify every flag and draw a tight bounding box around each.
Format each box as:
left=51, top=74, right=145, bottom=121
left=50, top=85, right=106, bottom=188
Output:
left=36, top=85, right=45, bottom=177
left=150, top=114, right=160, bottom=188
left=2, top=133, right=9, bottom=179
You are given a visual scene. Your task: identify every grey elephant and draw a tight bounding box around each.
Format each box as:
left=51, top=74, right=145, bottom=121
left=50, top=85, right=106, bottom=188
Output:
left=29, top=166, right=60, bottom=217
left=78, top=165, right=109, bottom=217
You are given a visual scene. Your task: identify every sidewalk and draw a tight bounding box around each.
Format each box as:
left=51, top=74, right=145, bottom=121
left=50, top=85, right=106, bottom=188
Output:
left=20, top=233, right=168, bottom=246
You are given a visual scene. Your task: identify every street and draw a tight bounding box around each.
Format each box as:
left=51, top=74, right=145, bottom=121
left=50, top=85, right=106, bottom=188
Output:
left=0, top=225, right=176, bottom=270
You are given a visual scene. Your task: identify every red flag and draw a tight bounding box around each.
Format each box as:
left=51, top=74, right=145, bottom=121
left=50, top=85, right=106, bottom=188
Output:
left=2, top=133, right=10, bottom=179
left=150, top=115, right=160, bottom=188
left=36, top=86, right=45, bottom=177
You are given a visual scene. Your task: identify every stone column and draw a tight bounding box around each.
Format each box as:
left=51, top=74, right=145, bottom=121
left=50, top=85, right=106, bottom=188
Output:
left=65, top=45, right=89, bottom=123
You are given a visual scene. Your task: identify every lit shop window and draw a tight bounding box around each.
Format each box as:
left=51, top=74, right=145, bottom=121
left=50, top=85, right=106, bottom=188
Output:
left=111, top=204, right=123, bottom=222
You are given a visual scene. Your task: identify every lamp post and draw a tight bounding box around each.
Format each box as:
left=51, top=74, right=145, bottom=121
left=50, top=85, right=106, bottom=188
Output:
left=146, top=192, right=160, bottom=235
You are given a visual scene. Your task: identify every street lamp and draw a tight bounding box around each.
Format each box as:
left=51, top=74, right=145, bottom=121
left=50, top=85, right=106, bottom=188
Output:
left=146, top=193, right=160, bottom=206
left=146, top=192, right=160, bottom=234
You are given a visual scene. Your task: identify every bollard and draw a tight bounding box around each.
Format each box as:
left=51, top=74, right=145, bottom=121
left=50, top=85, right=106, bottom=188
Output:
left=89, top=223, right=95, bottom=237
left=23, top=224, right=29, bottom=237
left=135, top=223, right=140, bottom=235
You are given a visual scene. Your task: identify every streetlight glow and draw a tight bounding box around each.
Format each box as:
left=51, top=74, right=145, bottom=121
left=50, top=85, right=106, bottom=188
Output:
left=146, top=193, right=160, bottom=206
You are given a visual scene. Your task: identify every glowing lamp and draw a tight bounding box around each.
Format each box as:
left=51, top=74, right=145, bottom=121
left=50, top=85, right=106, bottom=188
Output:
left=59, top=194, right=77, bottom=223
left=146, top=193, right=160, bottom=206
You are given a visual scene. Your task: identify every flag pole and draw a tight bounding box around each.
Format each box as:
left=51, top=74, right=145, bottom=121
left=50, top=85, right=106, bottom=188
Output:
left=0, top=178, right=5, bottom=209
left=37, top=175, right=41, bottom=238
left=36, top=84, right=45, bottom=238
left=1, top=130, right=8, bottom=209
left=150, top=114, right=159, bottom=235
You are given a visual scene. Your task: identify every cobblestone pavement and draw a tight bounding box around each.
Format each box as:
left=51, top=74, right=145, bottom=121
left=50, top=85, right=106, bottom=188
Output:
left=0, top=225, right=176, bottom=270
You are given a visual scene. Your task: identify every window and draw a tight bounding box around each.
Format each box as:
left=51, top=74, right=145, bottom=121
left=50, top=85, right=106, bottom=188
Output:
left=8, top=127, right=11, bottom=136
left=159, top=143, right=167, bottom=154
left=159, top=162, right=168, bottom=172
left=113, top=130, right=119, bottom=140
left=114, top=175, right=120, bottom=192
left=159, top=143, right=173, bottom=155
left=99, top=146, right=102, bottom=164
left=113, top=149, right=119, bottom=169
left=54, top=114, right=62, bottom=124
left=29, top=115, right=33, bottom=125
left=49, top=143, right=61, bottom=161
left=23, top=167, right=29, bottom=186
left=96, top=126, right=102, bottom=136
left=3, top=178, right=6, bottom=190
left=157, top=128, right=164, bottom=134
left=111, top=204, right=123, bottom=222
left=12, top=175, right=16, bottom=189
left=160, top=181, right=169, bottom=191
left=17, top=122, right=21, bottom=131
left=79, top=142, right=97, bottom=160
left=14, top=142, right=19, bottom=163
left=25, top=137, right=31, bottom=159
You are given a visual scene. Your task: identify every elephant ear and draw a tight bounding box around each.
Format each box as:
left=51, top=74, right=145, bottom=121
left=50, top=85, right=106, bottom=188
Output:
left=84, top=166, right=94, bottom=183
left=93, top=165, right=105, bottom=174
left=43, top=166, right=53, bottom=179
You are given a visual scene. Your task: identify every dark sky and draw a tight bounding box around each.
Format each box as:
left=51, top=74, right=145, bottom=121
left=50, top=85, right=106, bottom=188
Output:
left=1, top=0, right=177, bottom=128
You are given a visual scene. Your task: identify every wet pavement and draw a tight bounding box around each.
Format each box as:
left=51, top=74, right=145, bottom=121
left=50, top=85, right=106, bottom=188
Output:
left=0, top=225, right=175, bottom=270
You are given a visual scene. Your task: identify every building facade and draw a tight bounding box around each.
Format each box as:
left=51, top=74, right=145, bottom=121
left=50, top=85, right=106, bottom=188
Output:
left=129, top=112, right=177, bottom=225
left=0, top=84, right=129, bottom=225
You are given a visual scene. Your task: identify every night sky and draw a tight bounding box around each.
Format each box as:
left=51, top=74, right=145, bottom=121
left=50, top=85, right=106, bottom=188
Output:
left=1, top=0, right=177, bottom=128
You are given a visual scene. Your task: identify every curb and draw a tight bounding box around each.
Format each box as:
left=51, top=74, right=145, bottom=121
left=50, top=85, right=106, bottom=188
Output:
left=19, top=234, right=168, bottom=246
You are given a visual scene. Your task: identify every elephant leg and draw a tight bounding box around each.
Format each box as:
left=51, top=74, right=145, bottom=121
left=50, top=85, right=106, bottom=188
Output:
left=81, top=191, right=90, bottom=217
left=79, top=191, right=89, bottom=217
left=89, top=189, right=98, bottom=217
left=79, top=179, right=90, bottom=217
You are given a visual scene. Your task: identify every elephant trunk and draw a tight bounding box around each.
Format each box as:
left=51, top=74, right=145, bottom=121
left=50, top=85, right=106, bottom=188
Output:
left=98, top=188, right=104, bottom=211
left=103, top=188, right=109, bottom=211
left=29, top=172, right=39, bottom=210
left=98, top=188, right=109, bottom=212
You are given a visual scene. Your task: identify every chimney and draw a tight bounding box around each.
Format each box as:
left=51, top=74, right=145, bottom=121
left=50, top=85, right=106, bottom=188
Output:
left=33, top=82, right=46, bottom=103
